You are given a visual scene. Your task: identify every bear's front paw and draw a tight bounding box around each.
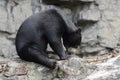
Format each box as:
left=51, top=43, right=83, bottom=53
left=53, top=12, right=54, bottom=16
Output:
left=49, top=59, right=56, bottom=69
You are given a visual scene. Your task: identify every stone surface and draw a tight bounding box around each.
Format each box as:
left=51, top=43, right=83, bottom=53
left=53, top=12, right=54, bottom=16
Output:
left=0, top=37, right=17, bottom=58
left=0, top=0, right=120, bottom=80
left=0, top=0, right=120, bottom=56
left=78, top=3, right=100, bottom=22
left=84, top=55, right=120, bottom=80
left=57, top=55, right=84, bottom=76
left=0, top=53, right=119, bottom=80
left=79, top=0, right=120, bottom=53
left=12, top=0, right=33, bottom=30
left=114, top=56, right=120, bottom=66
left=0, top=1, right=9, bottom=33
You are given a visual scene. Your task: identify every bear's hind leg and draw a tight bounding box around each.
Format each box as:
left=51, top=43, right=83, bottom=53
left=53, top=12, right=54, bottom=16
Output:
left=20, top=46, right=56, bottom=69
left=29, top=47, right=56, bottom=69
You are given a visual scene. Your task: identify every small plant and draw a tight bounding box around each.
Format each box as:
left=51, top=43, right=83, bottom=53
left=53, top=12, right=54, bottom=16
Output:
left=57, top=68, right=63, bottom=78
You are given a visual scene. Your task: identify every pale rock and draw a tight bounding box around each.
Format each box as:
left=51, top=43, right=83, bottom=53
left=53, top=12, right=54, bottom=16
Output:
left=95, top=0, right=117, bottom=10
left=0, top=6, right=8, bottom=33
left=81, top=19, right=120, bottom=50
left=102, top=10, right=118, bottom=21
left=84, top=55, right=120, bottom=80
left=0, top=0, right=120, bottom=79
left=5, top=62, right=27, bottom=76
left=9, top=76, right=28, bottom=80
left=114, top=56, right=120, bottom=66
left=57, top=56, right=85, bottom=76
left=97, top=21, right=118, bottom=48
left=12, top=0, right=33, bottom=31
left=80, top=45, right=104, bottom=54
left=78, top=4, right=100, bottom=21
left=82, top=25, right=98, bottom=43
left=7, top=34, right=16, bottom=41
left=26, top=62, right=54, bottom=80
left=0, top=37, right=17, bottom=58
left=0, top=76, right=8, bottom=80
left=80, top=25, right=102, bottom=53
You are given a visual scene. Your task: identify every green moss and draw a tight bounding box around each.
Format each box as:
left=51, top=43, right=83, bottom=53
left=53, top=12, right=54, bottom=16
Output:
left=57, top=69, right=63, bottom=78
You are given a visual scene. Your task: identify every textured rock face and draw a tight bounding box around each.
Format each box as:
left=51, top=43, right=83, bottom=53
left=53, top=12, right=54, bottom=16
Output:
left=0, top=0, right=33, bottom=58
left=0, top=53, right=120, bottom=80
left=78, top=0, right=120, bottom=54
left=1, top=0, right=120, bottom=57
left=84, top=54, right=120, bottom=80
left=0, top=0, right=120, bottom=80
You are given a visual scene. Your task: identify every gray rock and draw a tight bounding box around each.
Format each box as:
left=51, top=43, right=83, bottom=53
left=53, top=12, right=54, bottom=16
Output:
left=0, top=4, right=8, bottom=33
left=26, top=62, right=54, bottom=80
left=0, top=76, right=8, bottom=80
left=4, top=61, right=27, bottom=77
left=114, top=56, right=120, bottom=66
left=115, top=71, right=120, bottom=79
left=0, top=0, right=120, bottom=79
left=7, top=34, right=16, bottom=41
left=96, top=21, right=119, bottom=48
left=95, top=0, right=117, bottom=10
left=0, top=44, right=17, bottom=58
left=78, top=4, right=100, bottom=22
left=8, top=76, right=28, bottom=80
left=0, top=37, right=17, bottom=58
left=80, top=44, right=104, bottom=54
left=12, top=0, right=33, bottom=31
left=57, top=55, right=85, bottom=76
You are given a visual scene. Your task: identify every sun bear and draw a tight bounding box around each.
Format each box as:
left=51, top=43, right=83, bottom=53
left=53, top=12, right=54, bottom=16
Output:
left=15, top=9, right=81, bottom=69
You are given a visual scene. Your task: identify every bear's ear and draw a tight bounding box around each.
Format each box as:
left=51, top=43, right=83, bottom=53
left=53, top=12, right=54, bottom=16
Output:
left=76, top=28, right=81, bottom=34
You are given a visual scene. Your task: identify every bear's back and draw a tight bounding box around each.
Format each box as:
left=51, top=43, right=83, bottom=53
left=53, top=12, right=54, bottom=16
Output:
left=15, top=9, right=65, bottom=52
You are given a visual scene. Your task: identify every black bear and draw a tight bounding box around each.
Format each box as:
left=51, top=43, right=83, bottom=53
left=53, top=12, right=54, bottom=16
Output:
left=15, top=9, right=81, bottom=69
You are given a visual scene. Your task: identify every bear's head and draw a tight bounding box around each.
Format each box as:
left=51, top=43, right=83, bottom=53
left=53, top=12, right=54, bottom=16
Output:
left=63, top=28, right=81, bottom=54
left=63, top=28, right=81, bottom=49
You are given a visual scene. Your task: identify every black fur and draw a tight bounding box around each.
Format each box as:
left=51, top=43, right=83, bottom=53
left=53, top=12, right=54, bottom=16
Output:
left=15, top=9, right=81, bottom=69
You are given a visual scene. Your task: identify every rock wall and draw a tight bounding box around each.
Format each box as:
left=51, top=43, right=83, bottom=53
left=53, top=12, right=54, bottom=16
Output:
left=0, top=0, right=120, bottom=58
left=0, top=0, right=120, bottom=80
